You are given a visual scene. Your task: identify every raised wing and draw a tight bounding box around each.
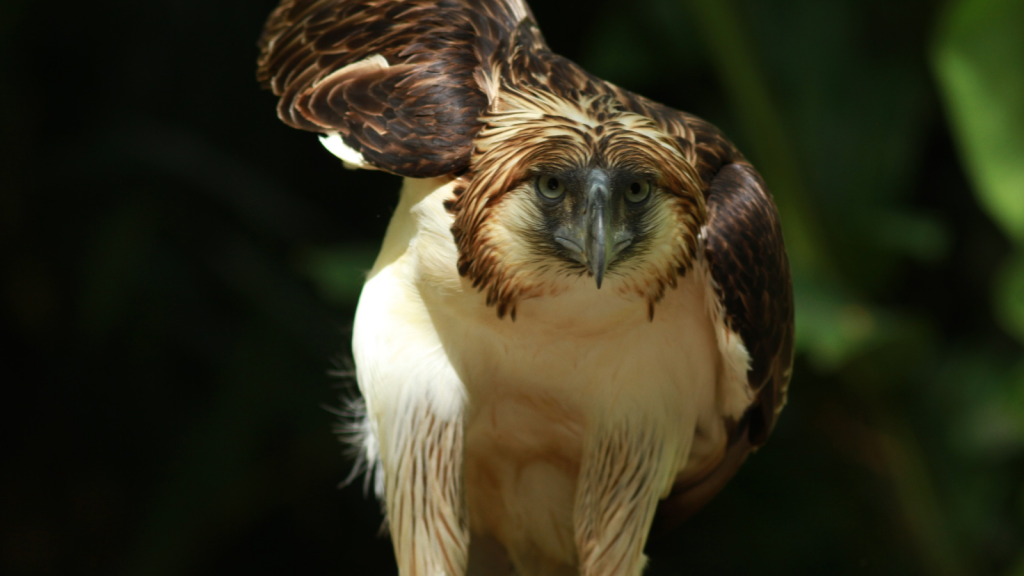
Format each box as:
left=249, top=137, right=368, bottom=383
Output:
left=257, top=0, right=535, bottom=177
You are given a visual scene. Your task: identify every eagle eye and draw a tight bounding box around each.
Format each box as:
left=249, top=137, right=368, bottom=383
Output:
left=626, top=181, right=651, bottom=203
left=535, top=175, right=566, bottom=200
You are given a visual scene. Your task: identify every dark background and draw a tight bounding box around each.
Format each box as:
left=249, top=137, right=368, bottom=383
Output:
left=2, top=0, right=1023, bottom=574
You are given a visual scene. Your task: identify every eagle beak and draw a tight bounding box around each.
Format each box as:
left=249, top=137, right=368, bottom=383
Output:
left=585, top=169, right=613, bottom=289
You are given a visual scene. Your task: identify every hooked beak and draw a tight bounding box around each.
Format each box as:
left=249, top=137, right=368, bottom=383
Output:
left=585, top=170, right=613, bottom=288
left=551, top=168, right=636, bottom=289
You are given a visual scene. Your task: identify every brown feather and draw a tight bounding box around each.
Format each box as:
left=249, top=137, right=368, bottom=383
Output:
left=257, top=0, right=533, bottom=176
left=653, top=162, right=794, bottom=533
left=448, top=90, right=706, bottom=317
left=258, top=0, right=794, bottom=543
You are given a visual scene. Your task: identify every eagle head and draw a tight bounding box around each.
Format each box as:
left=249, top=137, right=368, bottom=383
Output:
left=449, top=91, right=707, bottom=319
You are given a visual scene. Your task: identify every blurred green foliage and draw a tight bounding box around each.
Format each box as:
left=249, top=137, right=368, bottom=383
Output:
left=934, top=0, right=1024, bottom=243
left=934, top=0, right=1024, bottom=349
left=1, top=0, right=1022, bottom=575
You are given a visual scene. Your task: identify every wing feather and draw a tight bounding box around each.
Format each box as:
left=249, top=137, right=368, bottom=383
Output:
left=257, top=0, right=535, bottom=176
left=652, top=159, right=794, bottom=533
left=605, top=93, right=793, bottom=439
left=703, top=163, right=794, bottom=442
left=616, top=103, right=793, bottom=532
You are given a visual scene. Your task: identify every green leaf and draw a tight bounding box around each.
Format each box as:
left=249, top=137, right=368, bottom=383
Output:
left=932, top=0, right=1024, bottom=243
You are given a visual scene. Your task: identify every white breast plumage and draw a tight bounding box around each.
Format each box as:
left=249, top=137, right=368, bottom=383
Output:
left=352, top=177, right=754, bottom=574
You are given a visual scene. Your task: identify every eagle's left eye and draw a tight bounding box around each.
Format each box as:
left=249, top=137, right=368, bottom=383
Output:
left=536, top=175, right=566, bottom=200
left=626, top=181, right=651, bottom=203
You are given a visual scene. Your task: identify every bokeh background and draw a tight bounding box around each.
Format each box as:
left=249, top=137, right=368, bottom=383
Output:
left=2, top=0, right=1023, bottom=574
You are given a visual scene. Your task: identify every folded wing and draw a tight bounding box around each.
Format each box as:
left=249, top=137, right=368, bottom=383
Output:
left=654, top=152, right=795, bottom=532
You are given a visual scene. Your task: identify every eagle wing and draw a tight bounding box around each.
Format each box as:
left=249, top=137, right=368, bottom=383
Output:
left=702, top=162, right=794, bottom=446
left=257, top=0, right=536, bottom=177
left=629, top=101, right=795, bottom=532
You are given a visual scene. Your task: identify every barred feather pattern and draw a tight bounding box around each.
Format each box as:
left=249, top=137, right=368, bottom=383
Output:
left=384, top=406, right=469, bottom=576
left=575, top=420, right=679, bottom=576
left=257, top=0, right=538, bottom=176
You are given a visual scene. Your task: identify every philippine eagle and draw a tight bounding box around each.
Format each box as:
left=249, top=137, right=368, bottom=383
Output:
left=257, top=0, right=794, bottom=574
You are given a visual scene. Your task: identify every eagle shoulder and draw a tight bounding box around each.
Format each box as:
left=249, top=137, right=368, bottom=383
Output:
left=703, top=163, right=794, bottom=441
left=655, top=144, right=794, bottom=533
left=609, top=88, right=794, bottom=443
left=585, top=88, right=795, bottom=531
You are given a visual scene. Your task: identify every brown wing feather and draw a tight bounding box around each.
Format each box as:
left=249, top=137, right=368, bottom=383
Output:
left=608, top=91, right=792, bottom=532
left=257, top=0, right=534, bottom=176
left=600, top=85, right=794, bottom=448
left=703, top=164, right=794, bottom=443
left=582, top=88, right=793, bottom=417
left=653, top=157, right=794, bottom=533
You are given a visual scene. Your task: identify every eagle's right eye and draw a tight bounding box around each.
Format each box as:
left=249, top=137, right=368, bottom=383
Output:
left=626, top=180, right=651, bottom=203
left=536, top=175, right=566, bottom=200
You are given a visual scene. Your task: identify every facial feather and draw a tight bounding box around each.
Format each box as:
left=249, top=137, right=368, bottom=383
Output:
left=448, top=88, right=707, bottom=317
